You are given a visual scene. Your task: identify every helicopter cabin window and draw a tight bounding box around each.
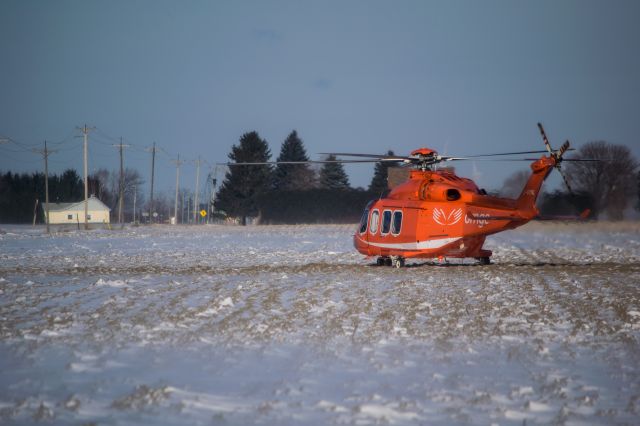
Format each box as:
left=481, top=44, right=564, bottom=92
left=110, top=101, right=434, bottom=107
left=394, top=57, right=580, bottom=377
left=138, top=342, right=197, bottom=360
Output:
left=359, top=208, right=369, bottom=234
left=391, top=211, right=402, bottom=235
left=369, top=210, right=380, bottom=234
left=381, top=210, right=392, bottom=235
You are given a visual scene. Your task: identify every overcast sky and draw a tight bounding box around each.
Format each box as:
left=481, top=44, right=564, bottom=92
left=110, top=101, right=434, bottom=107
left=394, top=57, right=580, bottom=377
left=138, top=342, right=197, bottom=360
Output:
left=1, top=0, right=639, bottom=197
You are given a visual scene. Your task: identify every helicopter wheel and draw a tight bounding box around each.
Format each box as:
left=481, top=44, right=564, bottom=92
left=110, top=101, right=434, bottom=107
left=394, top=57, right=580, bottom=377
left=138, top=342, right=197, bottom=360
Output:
left=391, top=256, right=405, bottom=268
left=477, top=256, right=491, bottom=265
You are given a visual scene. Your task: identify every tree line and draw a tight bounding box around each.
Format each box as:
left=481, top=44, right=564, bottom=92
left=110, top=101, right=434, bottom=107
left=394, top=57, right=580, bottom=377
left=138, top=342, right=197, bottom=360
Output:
left=0, top=168, right=145, bottom=224
left=0, top=130, right=396, bottom=225
left=2, top=131, right=638, bottom=224
left=217, top=131, right=639, bottom=224
left=214, top=130, right=399, bottom=224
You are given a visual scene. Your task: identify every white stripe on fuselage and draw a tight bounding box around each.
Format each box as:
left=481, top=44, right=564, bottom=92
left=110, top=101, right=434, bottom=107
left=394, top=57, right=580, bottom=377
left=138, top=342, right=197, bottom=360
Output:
left=356, top=235, right=460, bottom=251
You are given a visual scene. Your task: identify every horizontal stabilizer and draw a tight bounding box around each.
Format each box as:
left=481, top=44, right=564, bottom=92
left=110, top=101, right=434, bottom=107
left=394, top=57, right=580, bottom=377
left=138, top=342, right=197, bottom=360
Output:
left=468, top=214, right=525, bottom=221
left=534, top=209, right=591, bottom=221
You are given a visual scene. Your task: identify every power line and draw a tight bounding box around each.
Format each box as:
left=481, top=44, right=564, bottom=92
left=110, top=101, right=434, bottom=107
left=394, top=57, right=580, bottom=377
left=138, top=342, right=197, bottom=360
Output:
left=3, top=127, right=212, bottom=210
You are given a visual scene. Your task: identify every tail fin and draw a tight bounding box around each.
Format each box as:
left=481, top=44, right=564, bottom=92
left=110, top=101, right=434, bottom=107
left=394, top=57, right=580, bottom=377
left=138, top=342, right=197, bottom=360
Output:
left=515, top=157, right=556, bottom=213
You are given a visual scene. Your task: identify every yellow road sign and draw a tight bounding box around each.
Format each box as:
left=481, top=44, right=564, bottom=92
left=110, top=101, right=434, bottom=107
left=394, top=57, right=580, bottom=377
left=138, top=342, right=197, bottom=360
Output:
left=200, top=209, right=207, bottom=217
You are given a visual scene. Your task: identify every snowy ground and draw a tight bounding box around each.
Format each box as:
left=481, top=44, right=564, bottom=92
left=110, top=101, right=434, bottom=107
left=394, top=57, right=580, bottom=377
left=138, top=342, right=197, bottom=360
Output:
left=1, top=222, right=639, bottom=425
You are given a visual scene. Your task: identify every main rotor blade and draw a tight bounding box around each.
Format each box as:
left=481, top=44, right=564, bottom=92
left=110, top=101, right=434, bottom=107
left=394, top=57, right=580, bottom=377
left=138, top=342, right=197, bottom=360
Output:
left=325, top=151, right=562, bottom=160
left=463, top=149, right=574, bottom=158
left=320, top=152, right=412, bottom=161
left=439, top=156, right=471, bottom=161
left=461, top=157, right=604, bottom=162
left=217, top=159, right=384, bottom=166
left=436, top=158, right=542, bottom=162
left=320, top=152, right=393, bottom=158
left=218, top=156, right=605, bottom=167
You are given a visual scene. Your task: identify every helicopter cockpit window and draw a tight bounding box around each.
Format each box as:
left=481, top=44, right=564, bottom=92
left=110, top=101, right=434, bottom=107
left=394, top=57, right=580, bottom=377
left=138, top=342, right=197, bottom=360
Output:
left=381, top=210, right=392, bottom=235
left=446, top=189, right=461, bottom=201
left=359, top=208, right=369, bottom=234
left=370, top=210, right=380, bottom=234
left=391, top=211, right=402, bottom=235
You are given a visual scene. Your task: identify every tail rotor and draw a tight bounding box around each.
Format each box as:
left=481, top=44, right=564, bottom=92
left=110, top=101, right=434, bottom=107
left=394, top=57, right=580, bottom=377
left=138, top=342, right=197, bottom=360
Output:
left=537, top=123, right=574, bottom=196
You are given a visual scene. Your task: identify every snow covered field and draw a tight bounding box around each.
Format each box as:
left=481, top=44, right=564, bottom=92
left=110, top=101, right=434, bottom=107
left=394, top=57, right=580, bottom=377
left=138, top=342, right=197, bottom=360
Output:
left=1, top=222, right=639, bottom=425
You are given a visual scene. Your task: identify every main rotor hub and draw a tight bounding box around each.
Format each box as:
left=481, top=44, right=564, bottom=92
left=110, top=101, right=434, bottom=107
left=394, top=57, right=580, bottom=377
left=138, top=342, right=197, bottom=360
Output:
left=409, top=148, right=439, bottom=170
left=410, top=148, right=437, bottom=157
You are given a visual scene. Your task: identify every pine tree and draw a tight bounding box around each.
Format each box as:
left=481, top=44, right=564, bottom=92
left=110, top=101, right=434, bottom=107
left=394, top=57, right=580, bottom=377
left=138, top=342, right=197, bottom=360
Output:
left=319, top=155, right=350, bottom=190
left=57, top=169, right=83, bottom=202
left=273, top=130, right=315, bottom=190
left=368, top=150, right=400, bottom=195
left=215, top=131, right=273, bottom=224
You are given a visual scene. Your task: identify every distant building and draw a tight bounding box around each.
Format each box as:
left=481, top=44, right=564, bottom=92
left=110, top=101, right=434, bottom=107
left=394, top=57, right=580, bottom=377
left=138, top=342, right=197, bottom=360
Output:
left=42, top=196, right=111, bottom=224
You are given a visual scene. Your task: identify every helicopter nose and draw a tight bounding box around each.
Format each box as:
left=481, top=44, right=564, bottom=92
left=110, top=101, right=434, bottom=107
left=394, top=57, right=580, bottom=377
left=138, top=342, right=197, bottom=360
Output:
left=353, top=232, right=368, bottom=254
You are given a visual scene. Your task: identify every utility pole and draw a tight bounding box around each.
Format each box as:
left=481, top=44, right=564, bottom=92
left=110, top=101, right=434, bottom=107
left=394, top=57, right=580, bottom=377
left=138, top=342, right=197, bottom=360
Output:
left=76, top=124, right=95, bottom=230
left=205, top=171, right=212, bottom=225
left=32, top=199, right=39, bottom=226
left=171, top=154, right=184, bottom=224
left=194, top=156, right=201, bottom=224
left=210, top=164, right=219, bottom=224
left=44, top=141, right=50, bottom=232
left=182, top=191, right=186, bottom=224
left=133, top=185, right=137, bottom=223
left=147, top=142, right=156, bottom=224
left=33, top=141, right=57, bottom=233
left=112, top=138, right=130, bottom=224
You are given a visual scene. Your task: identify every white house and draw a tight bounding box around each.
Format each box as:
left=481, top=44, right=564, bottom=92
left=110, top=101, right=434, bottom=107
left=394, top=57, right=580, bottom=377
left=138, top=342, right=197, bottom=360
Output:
left=43, top=196, right=111, bottom=224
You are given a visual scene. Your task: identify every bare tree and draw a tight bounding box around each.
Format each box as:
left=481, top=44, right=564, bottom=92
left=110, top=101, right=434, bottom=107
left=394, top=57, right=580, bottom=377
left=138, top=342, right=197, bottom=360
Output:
left=121, top=168, right=144, bottom=222
left=88, top=168, right=115, bottom=207
left=499, top=170, right=530, bottom=198
left=565, top=141, right=638, bottom=220
left=145, top=191, right=172, bottom=223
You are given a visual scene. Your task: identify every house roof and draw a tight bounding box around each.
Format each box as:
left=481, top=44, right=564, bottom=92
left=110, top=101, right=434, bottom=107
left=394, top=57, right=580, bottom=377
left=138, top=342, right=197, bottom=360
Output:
left=43, top=196, right=111, bottom=212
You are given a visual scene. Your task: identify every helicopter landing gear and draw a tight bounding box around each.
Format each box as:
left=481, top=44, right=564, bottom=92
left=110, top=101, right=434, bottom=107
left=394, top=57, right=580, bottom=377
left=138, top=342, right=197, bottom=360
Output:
left=376, top=256, right=405, bottom=268
left=476, top=256, right=491, bottom=265
left=390, top=256, right=405, bottom=268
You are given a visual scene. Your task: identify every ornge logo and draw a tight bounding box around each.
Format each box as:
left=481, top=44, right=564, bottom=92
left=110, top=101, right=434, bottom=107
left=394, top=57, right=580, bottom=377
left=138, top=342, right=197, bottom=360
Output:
left=433, top=208, right=463, bottom=226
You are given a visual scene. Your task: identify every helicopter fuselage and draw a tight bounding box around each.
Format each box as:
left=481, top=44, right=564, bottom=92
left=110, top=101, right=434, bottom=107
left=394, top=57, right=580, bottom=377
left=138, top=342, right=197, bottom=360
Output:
left=353, top=155, right=557, bottom=262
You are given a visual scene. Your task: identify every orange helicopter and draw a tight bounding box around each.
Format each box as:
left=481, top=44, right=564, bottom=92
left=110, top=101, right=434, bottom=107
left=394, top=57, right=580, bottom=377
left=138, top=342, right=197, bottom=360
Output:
left=338, top=123, right=592, bottom=267
left=220, top=124, right=594, bottom=267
